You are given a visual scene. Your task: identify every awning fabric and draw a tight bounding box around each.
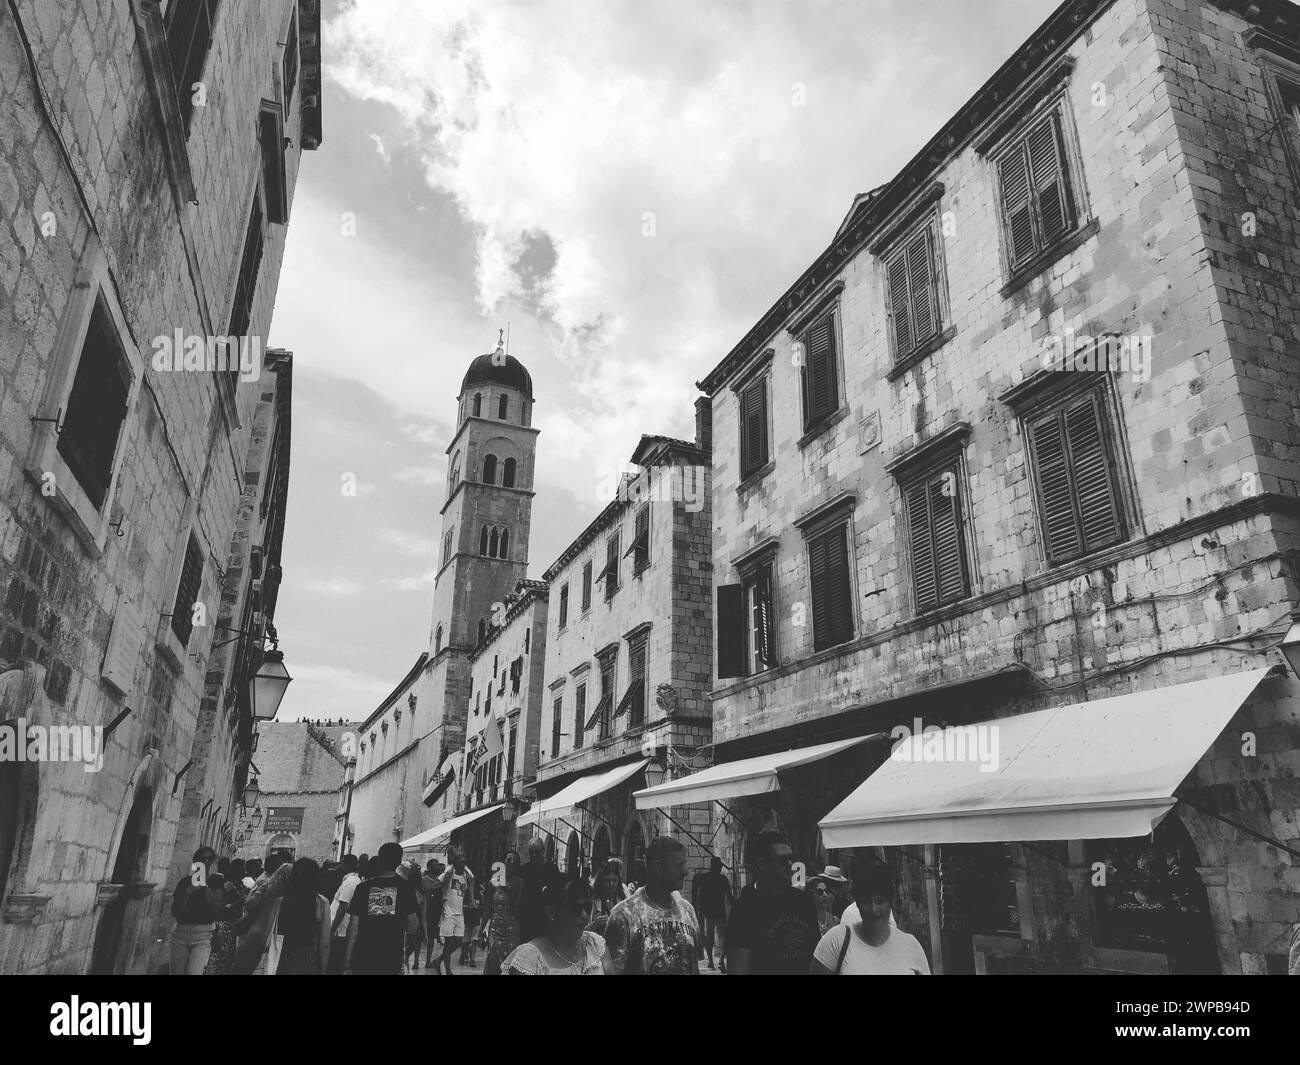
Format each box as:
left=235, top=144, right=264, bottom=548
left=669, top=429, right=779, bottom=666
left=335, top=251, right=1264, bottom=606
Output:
left=401, top=803, right=504, bottom=849
left=819, top=668, right=1273, bottom=849
left=517, top=759, right=649, bottom=828
left=633, top=735, right=879, bottom=810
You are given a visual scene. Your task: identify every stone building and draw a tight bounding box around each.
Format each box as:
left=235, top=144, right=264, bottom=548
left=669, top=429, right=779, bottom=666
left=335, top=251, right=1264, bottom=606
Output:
left=347, top=341, right=540, bottom=855
left=232, top=721, right=349, bottom=864
left=0, top=0, right=319, bottom=974
left=660, top=0, right=1300, bottom=975
left=524, top=409, right=714, bottom=883
left=403, top=579, right=549, bottom=871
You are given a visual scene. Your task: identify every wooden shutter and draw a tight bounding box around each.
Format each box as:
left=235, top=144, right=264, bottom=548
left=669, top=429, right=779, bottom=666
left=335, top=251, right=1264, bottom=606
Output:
left=740, top=377, right=768, bottom=475
left=906, top=480, right=938, bottom=613
left=559, top=585, right=569, bottom=628
left=1027, top=411, right=1081, bottom=561
left=1064, top=392, right=1124, bottom=552
left=581, top=562, right=592, bottom=611
left=887, top=246, right=912, bottom=356
left=551, top=698, right=562, bottom=757
left=717, top=584, right=747, bottom=678
left=574, top=686, right=586, bottom=749
left=999, top=142, right=1038, bottom=269
left=823, top=526, right=854, bottom=647
left=629, top=640, right=647, bottom=725
left=604, top=533, right=620, bottom=596
left=906, top=227, right=936, bottom=347
left=1027, top=113, right=1072, bottom=246
left=803, top=312, right=837, bottom=426
left=171, top=534, right=204, bottom=646
left=754, top=564, right=775, bottom=666
left=808, top=532, right=831, bottom=651
left=928, top=472, right=968, bottom=606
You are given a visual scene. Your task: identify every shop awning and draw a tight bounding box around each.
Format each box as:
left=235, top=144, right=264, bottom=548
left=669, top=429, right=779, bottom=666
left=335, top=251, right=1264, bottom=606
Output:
left=819, top=668, right=1275, bottom=849
left=518, top=759, right=650, bottom=828
left=401, top=803, right=505, bottom=849
left=634, top=735, right=880, bottom=810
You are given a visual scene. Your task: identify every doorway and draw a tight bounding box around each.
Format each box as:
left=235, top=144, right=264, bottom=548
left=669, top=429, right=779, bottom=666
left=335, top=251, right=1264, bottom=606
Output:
left=565, top=831, right=581, bottom=877
left=90, top=787, right=152, bottom=975
left=625, top=820, right=646, bottom=886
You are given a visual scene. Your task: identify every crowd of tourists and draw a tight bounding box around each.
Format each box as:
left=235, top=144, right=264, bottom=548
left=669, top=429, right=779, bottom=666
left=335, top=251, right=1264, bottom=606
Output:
left=168, top=831, right=932, bottom=975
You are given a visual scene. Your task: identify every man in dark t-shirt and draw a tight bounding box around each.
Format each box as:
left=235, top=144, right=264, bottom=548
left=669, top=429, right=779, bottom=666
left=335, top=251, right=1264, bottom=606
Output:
left=692, top=857, right=733, bottom=971
left=345, top=842, right=419, bottom=974
left=517, top=838, right=563, bottom=943
left=727, top=831, right=819, bottom=975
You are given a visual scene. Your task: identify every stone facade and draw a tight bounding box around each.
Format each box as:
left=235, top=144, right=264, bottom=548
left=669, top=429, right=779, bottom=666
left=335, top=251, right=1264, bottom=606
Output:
left=0, top=0, right=318, bottom=974
left=696, top=0, right=1300, bottom=974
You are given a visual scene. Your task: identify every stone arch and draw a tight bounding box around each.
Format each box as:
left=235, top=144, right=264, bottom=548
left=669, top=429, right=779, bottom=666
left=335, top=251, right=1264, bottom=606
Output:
left=266, top=834, right=297, bottom=860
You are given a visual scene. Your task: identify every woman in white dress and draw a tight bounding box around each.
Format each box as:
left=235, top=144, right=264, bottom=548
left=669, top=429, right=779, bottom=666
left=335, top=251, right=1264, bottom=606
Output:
left=504, top=877, right=612, bottom=975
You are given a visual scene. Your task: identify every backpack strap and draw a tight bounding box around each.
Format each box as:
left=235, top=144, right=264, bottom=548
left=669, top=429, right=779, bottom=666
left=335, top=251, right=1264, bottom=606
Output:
left=835, top=926, right=852, bottom=974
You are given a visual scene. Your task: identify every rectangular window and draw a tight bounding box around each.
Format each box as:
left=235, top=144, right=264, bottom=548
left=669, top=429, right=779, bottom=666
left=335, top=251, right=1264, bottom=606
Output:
left=1025, top=388, right=1127, bottom=565
left=228, top=192, right=265, bottom=375
left=744, top=560, right=776, bottom=674
left=559, top=583, right=569, bottom=628
left=627, top=638, right=647, bottom=727
left=552, top=697, right=562, bottom=758
left=573, top=683, right=586, bottom=751
left=807, top=524, right=854, bottom=651
left=443, top=530, right=453, bottom=563
left=260, top=105, right=288, bottom=224
left=885, top=218, right=943, bottom=360
left=165, top=0, right=222, bottom=134
left=282, top=7, right=299, bottom=106
left=904, top=467, right=970, bottom=613
left=600, top=532, right=621, bottom=600
left=171, top=532, right=205, bottom=647
left=739, top=375, right=769, bottom=478
left=57, top=297, right=131, bottom=510
left=581, top=561, right=593, bottom=612
left=716, top=584, right=746, bottom=680
left=597, top=659, right=615, bottom=740
left=627, top=505, right=650, bottom=574
left=997, top=108, right=1077, bottom=273
left=507, top=721, right=517, bottom=781
left=799, top=308, right=840, bottom=430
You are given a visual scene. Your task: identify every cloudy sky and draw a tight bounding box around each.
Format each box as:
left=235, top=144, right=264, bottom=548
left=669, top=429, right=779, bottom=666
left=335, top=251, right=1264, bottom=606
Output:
left=266, top=0, right=1063, bottom=721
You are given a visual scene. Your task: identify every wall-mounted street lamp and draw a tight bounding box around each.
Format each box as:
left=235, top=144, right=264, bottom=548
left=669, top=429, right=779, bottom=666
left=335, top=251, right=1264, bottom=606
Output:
left=241, top=774, right=261, bottom=809
left=251, top=649, right=292, bottom=720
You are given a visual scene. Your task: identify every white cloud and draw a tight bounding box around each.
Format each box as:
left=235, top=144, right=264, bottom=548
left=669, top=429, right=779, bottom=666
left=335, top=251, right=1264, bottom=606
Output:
left=302, top=577, right=365, bottom=596
left=390, top=466, right=442, bottom=486
left=383, top=570, right=440, bottom=591
left=369, top=132, right=391, bottom=167
left=382, top=528, right=440, bottom=556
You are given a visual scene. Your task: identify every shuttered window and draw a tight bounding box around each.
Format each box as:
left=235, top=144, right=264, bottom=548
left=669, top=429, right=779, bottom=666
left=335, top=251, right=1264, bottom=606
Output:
left=905, top=467, right=969, bottom=613
left=745, top=560, right=776, bottom=672
left=228, top=192, right=264, bottom=381
left=628, top=638, right=647, bottom=726
left=581, top=561, right=593, bottom=612
left=626, top=506, right=650, bottom=573
left=800, top=309, right=839, bottom=430
left=807, top=524, right=854, bottom=651
left=171, top=533, right=205, bottom=646
left=998, top=109, right=1076, bottom=273
left=58, top=298, right=130, bottom=510
left=599, top=533, right=620, bottom=600
left=165, top=0, right=222, bottom=133
left=282, top=8, right=299, bottom=105
left=552, top=696, right=562, bottom=758
left=558, top=584, right=569, bottom=629
left=885, top=221, right=942, bottom=360
left=739, top=375, right=769, bottom=477
left=717, top=584, right=746, bottom=679
left=573, top=684, right=586, bottom=750
left=1026, top=389, right=1126, bottom=565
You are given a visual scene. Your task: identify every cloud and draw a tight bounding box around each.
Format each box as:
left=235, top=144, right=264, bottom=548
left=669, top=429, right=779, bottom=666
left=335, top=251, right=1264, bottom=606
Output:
left=390, top=465, right=443, bottom=486
left=369, top=132, right=391, bottom=167
left=381, top=529, right=441, bottom=556
left=302, top=577, right=366, bottom=596
left=383, top=569, right=440, bottom=591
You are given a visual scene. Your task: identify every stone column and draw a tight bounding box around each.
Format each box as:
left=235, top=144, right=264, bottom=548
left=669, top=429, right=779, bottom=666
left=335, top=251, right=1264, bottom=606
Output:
left=1065, top=840, right=1096, bottom=965
left=1195, top=866, right=1240, bottom=975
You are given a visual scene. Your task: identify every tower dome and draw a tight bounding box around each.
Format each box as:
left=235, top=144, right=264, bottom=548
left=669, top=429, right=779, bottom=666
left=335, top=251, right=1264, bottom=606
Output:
left=460, top=337, right=533, bottom=400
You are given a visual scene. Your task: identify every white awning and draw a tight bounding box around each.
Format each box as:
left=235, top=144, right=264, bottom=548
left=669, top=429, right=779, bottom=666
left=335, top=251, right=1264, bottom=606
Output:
left=517, top=759, right=650, bottom=828
left=819, top=668, right=1274, bottom=849
left=634, top=735, right=880, bottom=810
left=401, top=803, right=505, bottom=849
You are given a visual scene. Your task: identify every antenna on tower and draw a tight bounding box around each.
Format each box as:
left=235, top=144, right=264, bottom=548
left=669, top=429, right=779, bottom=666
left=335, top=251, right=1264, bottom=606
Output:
left=506, top=321, right=511, bottom=356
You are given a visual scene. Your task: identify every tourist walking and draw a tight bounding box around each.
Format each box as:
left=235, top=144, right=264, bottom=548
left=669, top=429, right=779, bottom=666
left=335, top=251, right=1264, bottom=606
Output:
left=604, top=836, right=700, bottom=974
left=422, top=860, right=445, bottom=969
left=344, top=842, right=420, bottom=975
left=402, top=860, right=427, bottom=971
left=276, top=858, right=331, bottom=975
left=811, top=862, right=930, bottom=975
left=437, top=850, right=476, bottom=975
left=518, top=838, right=563, bottom=944
left=328, top=854, right=361, bottom=974
left=484, top=851, right=524, bottom=975
left=169, top=846, right=222, bottom=975
left=232, top=852, right=293, bottom=975
left=692, top=856, right=732, bottom=971
left=503, top=877, right=609, bottom=975
left=726, top=831, right=820, bottom=975
left=202, top=872, right=244, bottom=975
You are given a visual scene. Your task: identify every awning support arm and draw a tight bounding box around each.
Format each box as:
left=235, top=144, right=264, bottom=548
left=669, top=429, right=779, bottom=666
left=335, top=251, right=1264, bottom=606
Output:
left=556, top=816, right=597, bottom=848
left=656, top=809, right=727, bottom=870
left=1177, top=797, right=1300, bottom=862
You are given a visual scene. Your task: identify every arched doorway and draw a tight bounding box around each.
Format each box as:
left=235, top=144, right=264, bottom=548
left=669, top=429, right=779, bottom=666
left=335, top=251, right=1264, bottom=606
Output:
left=265, top=834, right=296, bottom=861
left=91, top=787, right=152, bottom=975
left=592, top=825, right=611, bottom=873
left=544, top=836, right=556, bottom=866
left=565, top=831, right=581, bottom=877
left=1088, top=815, right=1220, bottom=974
left=625, top=820, right=646, bottom=886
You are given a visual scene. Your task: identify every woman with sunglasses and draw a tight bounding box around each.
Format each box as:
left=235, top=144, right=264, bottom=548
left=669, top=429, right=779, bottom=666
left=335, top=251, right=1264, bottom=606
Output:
left=503, top=876, right=612, bottom=975
left=808, top=876, right=837, bottom=937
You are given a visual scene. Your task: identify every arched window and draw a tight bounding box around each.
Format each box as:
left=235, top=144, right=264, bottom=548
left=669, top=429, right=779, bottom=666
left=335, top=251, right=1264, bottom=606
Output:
left=489, top=527, right=500, bottom=557
left=443, top=530, right=453, bottom=562
left=483, top=454, right=497, bottom=484
left=478, top=618, right=487, bottom=644
left=435, top=625, right=443, bottom=653
left=472, top=393, right=482, bottom=417
left=448, top=451, right=461, bottom=494
left=498, top=394, right=508, bottom=419
left=502, top=458, right=517, bottom=488
left=500, top=528, right=509, bottom=558
left=480, top=526, right=489, bottom=556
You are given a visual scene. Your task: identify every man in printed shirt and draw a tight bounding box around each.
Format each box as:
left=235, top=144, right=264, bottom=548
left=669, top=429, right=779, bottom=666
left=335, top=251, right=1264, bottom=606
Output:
left=344, top=842, right=419, bottom=975
left=605, top=835, right=700, bottom=974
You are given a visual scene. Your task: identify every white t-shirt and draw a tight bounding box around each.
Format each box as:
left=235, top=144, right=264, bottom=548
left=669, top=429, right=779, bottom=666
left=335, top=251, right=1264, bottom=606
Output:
left=839, top=902, right=895, bottom=927
left=331, top=872, right=361, bottom=933
left=813, top=925, right=930, bottom=975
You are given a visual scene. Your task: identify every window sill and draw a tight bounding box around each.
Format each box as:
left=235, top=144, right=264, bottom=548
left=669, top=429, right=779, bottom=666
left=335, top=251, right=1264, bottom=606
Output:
left=737, top=459, right=775, bottom=495
left=886, top=325, right=958, bottom=382
left=999, top=217, right=1100, bottom=298
left=797, top=405, right=849, bottom=450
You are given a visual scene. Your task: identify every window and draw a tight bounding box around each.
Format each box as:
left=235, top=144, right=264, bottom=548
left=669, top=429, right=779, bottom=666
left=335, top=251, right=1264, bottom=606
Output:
left=473, top=393, right=482, bottom=417
left=592, top=656, right=616, bottom=741
left=493, top=654, right=498, bottom=678
left=524, top=627, right=530, bottom=655
left=282, top=6, right=299, bottom=107
left=507, top=721, right=518, bottom=780
left=552, top=696, right=562, bottom=758
left=903, top=466, right=970, bottom=613
left=745, top=560, right=776, bottom=674
left=510, top=657, right=523, bottom=696
left=500, top=528, right=509, bottom=558
left=799, top=308, right=840, bottom=430
left=1024, top=387, right=1126, bottom=564
left=435, top=625, right=443, bottom=653
left=885, top=215, right=945, bottom=361
left=260, top=422, right=282, bottom=520
left=164, top=0, right=222, bottom=134
left=558, top=584, right=569, bottom=629
left=477, top=618, right=487, bottom=644
left=448, top=451, right=461, bottom=496
left=228, top=191, right=265, bottom=376
left=489, top=528, right=500, bottom=557
left=996, top=108, right=1078, bottom=274
left=498, top=394, right=508, bottom=419
left=483, top=454, right=497, bottom=484
left=502, top=458, right=517, bottom=488
left=739, top=374, right=770, bottom=478
left=623, top=505, right=650, bottom=575
left=581, top=561, right=593, bottom=613
left=443, top=530, right=453, bottom=563
left=57, top=297, right=131, bottom=510
left=599, top=532, right=621, bottom=601
left=171, top=532, right=205, bottom=647
left=259, top=104, right=288, bottom=224
left=807, top=524, right=854, bottom=650
left=573, top=683, right=586, bottom=751
left=479, top=526, right=489, bottom=556
left=477, top=524, right=509, bottom=559
left=621, top=636, right=647, bottom=728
